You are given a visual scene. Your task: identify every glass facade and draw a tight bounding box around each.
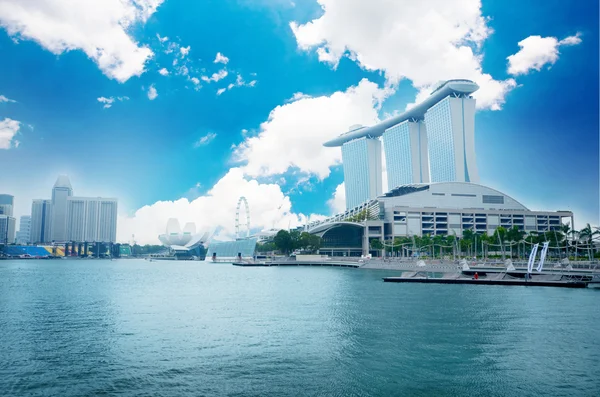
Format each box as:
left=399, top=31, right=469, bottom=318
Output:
left=425, top=97, right=456, bottom=182
left=383, top=122, right=413, bottom=188
left=207, top=238, right=258, bottom=259
left=341, top=137, right=381, bottom=210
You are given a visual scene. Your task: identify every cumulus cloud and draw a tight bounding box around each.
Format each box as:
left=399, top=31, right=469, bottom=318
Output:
left=190, top=77, right=200, bottom=85
left=0, top=0, right=163, bottom=82
left=147, top=85, right=158, bottom=100
left=194, top=132, right=217, bottom=147
left=507, top=33, right=582, bottom=75
left=0, top=94, right=16, bottom=103
left=327, top=183, right=346, bottom=214
left=217, top=74, right=257, bottom=95
left=290, top=0, right=516, bottom=110
left=118, top=167, right=325, bottom=244
left=201, top=69, right=228, bottom=83
left=157, top=33, right=168, bottom=43
left=0, top=118, right=20, bottom=149
left=97, top=96, right=129, bottom=109
left=233, top=78, right=391, bottom=179
left=214, top=52, right=229, bottom=64
left=180, top=45, right=191, bottom=57
left=158, top=67, right=169, bottom=76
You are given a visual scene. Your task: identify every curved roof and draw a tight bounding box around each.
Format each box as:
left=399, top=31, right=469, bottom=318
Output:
left=53, top=175, right=72, bottom=190
left=379, top=181, right=530, bottom=211
left=324, top=79, right=479, bottom=147
left=308, top=221, right=365, bottom=235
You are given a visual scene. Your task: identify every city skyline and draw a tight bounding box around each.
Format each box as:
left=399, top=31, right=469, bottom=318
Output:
left=0, top=0, right=597, bottom=244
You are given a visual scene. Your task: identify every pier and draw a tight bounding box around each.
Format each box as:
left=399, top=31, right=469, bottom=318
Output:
left=383, top=276, right=588, bottom=288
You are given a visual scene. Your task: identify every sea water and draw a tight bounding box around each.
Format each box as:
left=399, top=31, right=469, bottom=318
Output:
left=1, top=259, right=598, bottom=396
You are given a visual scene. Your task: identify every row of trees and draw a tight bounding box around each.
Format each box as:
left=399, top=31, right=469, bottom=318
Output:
left=256, top=230, right=322, bottom=255
left=369, top=224, right=600, bottom=261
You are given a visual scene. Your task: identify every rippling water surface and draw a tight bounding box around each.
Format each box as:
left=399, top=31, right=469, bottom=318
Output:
left=1, top=259, right=599, bottom=396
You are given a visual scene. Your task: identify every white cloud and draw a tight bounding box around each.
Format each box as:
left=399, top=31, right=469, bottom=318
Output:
left=290, top=0, right=516, bottom=111
left=507, top=33, right=582, bottom=75
left=190, top=77, right=200, bottom=85
left=0, top=94, right=16, bottom=103
left=0, top=118, right=20, bottom=149
left=287, top=92, right=312, bottom=102
left=214, top=52, right=229, bottom=64
left=158, top=67, right=169, bottom=76
left=180, top=45, right=190, bottom=57
left=97, top=96, right=129, bottom=109
left=217, top=73, right=258, bottom=95
left=0, top=0, right=163, bottom=82
left=327, top=183, right=346, bottom=214
left=157, top=33, right=168, bottom=43
left=118, top=167, right=324, bottom=244
left=201, top=69, right=228, bottom=83
left=194, top=132, right=217, bottom=147
left=234, top=78, right=391, bottom=179
left=147, top=84, right=158, bottom=100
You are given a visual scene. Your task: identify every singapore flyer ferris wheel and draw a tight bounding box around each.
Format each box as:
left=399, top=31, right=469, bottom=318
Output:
left=235, top=196, right=250, bottom=238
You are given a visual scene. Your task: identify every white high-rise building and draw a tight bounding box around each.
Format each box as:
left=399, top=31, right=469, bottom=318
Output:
left=51, top=175, right=73, bottom=242
left=341, top=137, right=382, bottom=210
left=16, top=215, right=31, bottom=244
left=67, top=197, right=118, bottom=243
left=424, top=96, right=479, bottom=183
left=0, top=215, right=16, bottom=244
left=30, top=199, right=53, bottom=243
left=383, top=120, right=430, bottom=189
left=0, top=194, right=14, bottom=217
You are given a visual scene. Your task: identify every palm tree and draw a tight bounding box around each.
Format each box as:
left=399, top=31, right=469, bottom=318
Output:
left=560, top=223, right=571, bottom=259
left=579, top=224, right=599, bottom=261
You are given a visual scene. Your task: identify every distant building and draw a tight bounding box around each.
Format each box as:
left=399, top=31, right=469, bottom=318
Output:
left=51, top=175, right=73, bottom=242
left=30, top=199, right=53, bottom=244
left=341, top=137, right=382, bottom=209
left=29, top=176, right=118, bottom=243
left=0, top=194, right=14, bottom=217
left=0, top=215, right=16, bottom=244
left=16, top=215, right=31, bottom=244
left=66, top=197, right=118, bottom=243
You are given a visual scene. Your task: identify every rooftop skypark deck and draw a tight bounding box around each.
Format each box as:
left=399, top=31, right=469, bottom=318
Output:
left=323, top=79, right=479, bottom=147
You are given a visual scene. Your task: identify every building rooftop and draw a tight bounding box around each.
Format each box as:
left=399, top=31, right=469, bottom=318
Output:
left=323, top=79, right=479, bottom=147
left=53, top=175, right=73, bottom=190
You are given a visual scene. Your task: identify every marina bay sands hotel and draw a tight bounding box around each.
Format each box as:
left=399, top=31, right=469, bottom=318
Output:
left=325, top=79, right=479, bottom=209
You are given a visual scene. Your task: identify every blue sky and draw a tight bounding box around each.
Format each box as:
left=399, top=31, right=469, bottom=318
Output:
left=0, top=0, right=597, bottom=243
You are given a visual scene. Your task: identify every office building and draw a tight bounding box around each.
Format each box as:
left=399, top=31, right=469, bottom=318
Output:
left=382, top=120, right=429, bottom=188
left=30, top=199, right=53, bottom=243
left=0, top=194, right=14, bottom=217
left=51, top=175, right=73, bottom=242
left=29, top=176, right=118, bottom=243
left=66, top=197, right=118, bottom=243
left=424, top=95, right=478, bottom=183
left=16, top=215, right=31, bottom=244
left=0, top=214, right=16, bottom=244
left=341, top=137, right=382, bottom=210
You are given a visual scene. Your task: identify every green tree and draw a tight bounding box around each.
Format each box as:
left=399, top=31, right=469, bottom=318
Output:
left=299, top=232, right=322, bottom=253
left=256, top=241, right=277, bottom=253
left=579, top=223, right=599, bottom=260
left=274, top=230, right=294, bottom=255
left=370, top=238, right=384, bottom=251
